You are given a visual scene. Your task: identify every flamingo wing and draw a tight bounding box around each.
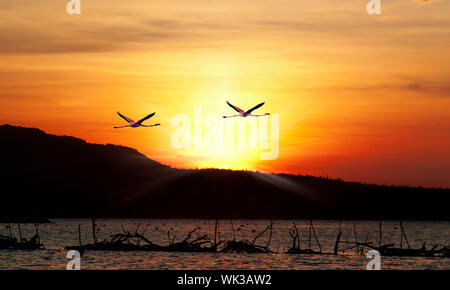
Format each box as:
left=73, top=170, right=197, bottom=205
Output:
left=136, top=112, right=156, bottom=124
left=117, top=112, right=134, bottom=123
left=245, top=102, right=265, bottom=114
left=226, top=101, right=245, bottom=114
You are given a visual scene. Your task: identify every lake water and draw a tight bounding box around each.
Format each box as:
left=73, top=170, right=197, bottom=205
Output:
left=0, top=219, right=449, bottom=270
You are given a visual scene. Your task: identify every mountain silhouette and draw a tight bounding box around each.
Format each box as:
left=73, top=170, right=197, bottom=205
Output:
left=0, top=124, right=449, bottom=220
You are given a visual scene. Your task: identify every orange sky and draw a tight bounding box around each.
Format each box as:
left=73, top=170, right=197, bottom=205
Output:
left=1, top=0, right=449, bottom=187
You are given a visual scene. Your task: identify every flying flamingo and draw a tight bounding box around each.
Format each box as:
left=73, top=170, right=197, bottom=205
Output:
left=223, top=101, right=270, bottom=118
left=113, top=112, right=160, bottom=128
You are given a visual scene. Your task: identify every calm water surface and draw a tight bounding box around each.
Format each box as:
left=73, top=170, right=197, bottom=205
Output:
left=0, top=219, right=449, bottom=270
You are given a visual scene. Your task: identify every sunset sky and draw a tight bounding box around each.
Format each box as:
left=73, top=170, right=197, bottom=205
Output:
left=1, top=0, right=449, bottom=187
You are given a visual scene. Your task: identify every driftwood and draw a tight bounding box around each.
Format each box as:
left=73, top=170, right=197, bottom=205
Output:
left=0, top=224, right=44, bottom=250
left=166, top=227, right=214, bottom=252
left=221, top=240, right=268, bottom=253
left=63, top=221, right=450, bottom=257
left=66, top=232, right=165, bottom=252
left=353, top=224, right=359, bottom=254
left=286, top=222, right=325, bottom=255
left=354, top=241, right=450, bottom=257
left=66, top=226, right=214, bottom=253
left=221, top=221, right=274, bottom=254
left=354, top=222, right=450, bottom=257
left=337, top=222, right=449, bottom=257
left=333, top=221, right=343, bottom=255
left=434, top=246, right=450, bottom=257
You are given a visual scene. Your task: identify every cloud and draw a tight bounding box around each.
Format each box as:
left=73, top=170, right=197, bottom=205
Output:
left=0, top=19, right=191, bottom=54
left=402, top=81, right=450, bottom=95
left=253, top=17, right=450, bottom=34
left=332, top=79, right=450, bottom=96
left=412, top=0, right=440, bottom=4
left=1, top=0, right=449, bottom=55
left=0, top=13, right=245, bottom=55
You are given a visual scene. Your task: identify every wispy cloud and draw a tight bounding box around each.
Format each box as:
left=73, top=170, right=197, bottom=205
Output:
left=412, top=0, right=440, bottom=5
left=0, top=19, right=193, bottom=54
left=330, top=79, right=450, bottom=96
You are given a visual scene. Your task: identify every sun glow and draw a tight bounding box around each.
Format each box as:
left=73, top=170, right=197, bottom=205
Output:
left=181, top=149, right=261, bottom=171
left=168, top=107, right=278, bottom=171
